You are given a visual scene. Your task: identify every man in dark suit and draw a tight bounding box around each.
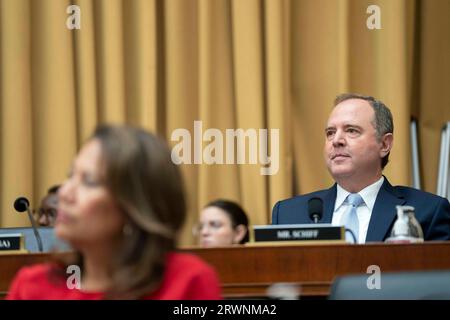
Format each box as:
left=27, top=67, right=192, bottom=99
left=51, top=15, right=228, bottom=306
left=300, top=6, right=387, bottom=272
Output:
left=272, top=93, right=450, bottom=242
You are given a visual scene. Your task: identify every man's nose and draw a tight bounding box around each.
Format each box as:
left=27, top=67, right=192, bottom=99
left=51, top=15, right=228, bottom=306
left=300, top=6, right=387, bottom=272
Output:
left=332, top=130, right=346, bottom=147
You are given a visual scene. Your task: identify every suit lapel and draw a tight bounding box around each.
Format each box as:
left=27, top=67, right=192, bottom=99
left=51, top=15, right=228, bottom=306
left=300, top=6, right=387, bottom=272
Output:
left=365, top=177, right=406, bottom=242
left=321, top=184, right=337, bottom=223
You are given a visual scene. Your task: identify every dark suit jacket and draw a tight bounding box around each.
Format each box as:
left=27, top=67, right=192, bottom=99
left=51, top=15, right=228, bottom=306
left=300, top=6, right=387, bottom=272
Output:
left=272, top=177, right=450, bottom=241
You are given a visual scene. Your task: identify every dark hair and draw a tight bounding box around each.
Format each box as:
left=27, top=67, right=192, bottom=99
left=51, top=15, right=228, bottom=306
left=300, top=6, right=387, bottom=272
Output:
left=47, top=185, right=60, bottom=194
left=205, top=199, right=249, bottom=244
left=334, top=93, right=394, bottom=169
left=55, top=124, right=186, bottom=299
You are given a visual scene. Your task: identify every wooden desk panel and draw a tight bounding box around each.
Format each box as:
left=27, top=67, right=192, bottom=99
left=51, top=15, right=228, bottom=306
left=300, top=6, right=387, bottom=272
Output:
left=1, top=242, right=450, bottom=298
left=181, top=242, right=450, bottom=297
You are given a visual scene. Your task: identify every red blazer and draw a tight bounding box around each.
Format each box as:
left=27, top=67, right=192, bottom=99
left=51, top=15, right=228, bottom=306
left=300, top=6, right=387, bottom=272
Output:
left=6, top=252, right=222, bottom=300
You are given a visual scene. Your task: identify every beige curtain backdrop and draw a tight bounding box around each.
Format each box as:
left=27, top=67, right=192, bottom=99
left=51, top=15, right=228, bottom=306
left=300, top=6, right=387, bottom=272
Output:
left=1, top=0, right=449, bottom=245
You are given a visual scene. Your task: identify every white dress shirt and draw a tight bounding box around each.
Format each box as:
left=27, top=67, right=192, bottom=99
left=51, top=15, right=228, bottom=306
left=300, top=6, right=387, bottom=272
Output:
left=331, top=176, right=385, bottom=243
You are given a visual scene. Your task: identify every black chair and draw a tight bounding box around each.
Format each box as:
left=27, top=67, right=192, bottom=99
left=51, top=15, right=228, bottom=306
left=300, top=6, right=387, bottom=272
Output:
left=329, top=270, right=450, bottom=300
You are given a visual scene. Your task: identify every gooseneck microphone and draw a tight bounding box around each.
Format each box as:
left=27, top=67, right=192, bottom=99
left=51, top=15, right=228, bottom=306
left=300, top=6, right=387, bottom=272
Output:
left=308, top=197, right=323, bottom=224
left=14, top=196, right=43, bottom=252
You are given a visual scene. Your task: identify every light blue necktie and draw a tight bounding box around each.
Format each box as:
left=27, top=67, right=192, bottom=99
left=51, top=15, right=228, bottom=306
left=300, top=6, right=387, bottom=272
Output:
left=341, top=193, right=364, bottom=243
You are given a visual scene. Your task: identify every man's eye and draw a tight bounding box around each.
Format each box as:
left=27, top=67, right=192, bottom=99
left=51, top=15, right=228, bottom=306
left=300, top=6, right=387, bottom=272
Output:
left=326, top=131, right=335, bottom=138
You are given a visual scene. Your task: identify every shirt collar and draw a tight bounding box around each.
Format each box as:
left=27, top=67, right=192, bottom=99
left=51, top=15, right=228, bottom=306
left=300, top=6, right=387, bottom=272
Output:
left=334, top=176, right=384, bottom=212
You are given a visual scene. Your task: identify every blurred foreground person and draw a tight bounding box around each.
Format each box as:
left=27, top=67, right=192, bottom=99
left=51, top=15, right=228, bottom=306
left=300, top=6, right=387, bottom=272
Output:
left=34, top=185, right=60, bottom=227
left=196, top=199, right=249, bottom=247
left=7, top=125, right=221, bottom=300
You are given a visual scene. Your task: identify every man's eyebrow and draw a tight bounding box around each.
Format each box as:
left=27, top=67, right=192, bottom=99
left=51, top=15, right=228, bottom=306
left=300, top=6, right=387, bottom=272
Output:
left=325, top=126, right=336, bottom=132
left=343, top=124, right=363, bottom=130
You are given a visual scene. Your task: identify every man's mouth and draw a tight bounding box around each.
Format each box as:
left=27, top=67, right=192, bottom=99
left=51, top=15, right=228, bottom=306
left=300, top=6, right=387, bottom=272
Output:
left=331, top=153, right=350, bottom=160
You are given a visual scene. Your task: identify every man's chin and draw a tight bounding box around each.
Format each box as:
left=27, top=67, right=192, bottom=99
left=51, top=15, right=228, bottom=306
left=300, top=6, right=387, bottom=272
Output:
left=329, top=167, right=354, bottom=180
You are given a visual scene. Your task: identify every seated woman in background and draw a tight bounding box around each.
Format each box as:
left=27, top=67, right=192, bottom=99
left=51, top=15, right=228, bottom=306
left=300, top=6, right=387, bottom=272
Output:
left=34, top=185, right=60, bottom=227
left=7, top=125, right=221, bottom=300
left=196, top=199, right=249, bottom=247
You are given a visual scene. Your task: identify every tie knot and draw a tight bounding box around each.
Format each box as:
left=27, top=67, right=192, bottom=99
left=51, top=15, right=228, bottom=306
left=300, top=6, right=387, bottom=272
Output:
left=347, top=193, right=364, bottom=207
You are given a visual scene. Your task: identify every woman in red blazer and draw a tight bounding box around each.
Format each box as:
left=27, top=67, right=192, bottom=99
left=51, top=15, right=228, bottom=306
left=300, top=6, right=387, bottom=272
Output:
left=7, top=125, right=221, bottom=300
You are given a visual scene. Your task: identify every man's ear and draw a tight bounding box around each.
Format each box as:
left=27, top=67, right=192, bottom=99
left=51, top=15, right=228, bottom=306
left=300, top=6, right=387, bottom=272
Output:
left=380, top=133, right=393, bottom=158
left=232, top=225, right=248, bottom=244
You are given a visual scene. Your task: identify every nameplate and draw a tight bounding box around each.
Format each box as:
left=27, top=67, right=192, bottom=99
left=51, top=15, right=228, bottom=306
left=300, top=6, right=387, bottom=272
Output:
left=0, top=233, right=23, bottom=251
left=253, top=224, right=344, bottom=242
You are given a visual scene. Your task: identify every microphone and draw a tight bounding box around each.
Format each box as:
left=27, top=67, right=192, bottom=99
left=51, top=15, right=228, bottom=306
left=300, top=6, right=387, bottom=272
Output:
left=13, top=196, right=43, bottom=252
left=308, top=197, right=323, bottom=224
left=14, top=197, right=30, bottom=212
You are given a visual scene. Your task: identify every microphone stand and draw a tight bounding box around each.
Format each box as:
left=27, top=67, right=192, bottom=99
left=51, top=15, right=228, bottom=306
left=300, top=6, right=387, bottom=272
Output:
left=25, top=206, right=43, bottom=252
